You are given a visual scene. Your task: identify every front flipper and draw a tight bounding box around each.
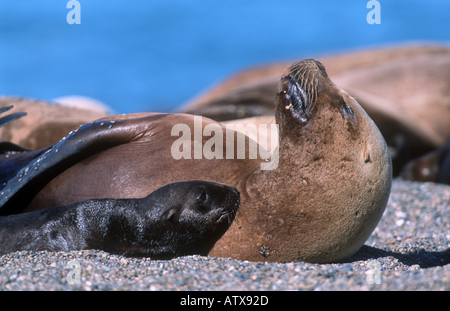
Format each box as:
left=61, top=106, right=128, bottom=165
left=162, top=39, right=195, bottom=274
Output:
left=0, top=114, right=164, bottom=215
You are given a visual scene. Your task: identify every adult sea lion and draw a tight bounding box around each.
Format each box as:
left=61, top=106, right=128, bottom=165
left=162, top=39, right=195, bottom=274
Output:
left=0, top=60, right=391, bottom=263
left=400, top=139, right=450, bottom=184
left=0, top=180, right=240, bottom=258
left=52, top=95, right=115, bottom=115
left=333, top=53, right=450, bottom=149
left=180, top=43, right=450, bottom=122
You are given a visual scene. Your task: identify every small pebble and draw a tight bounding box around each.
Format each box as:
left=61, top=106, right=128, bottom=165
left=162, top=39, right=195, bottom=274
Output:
left=0, top=179, right=449, bottom=290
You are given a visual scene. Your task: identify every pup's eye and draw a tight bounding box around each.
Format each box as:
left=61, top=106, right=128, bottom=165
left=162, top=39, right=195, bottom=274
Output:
left=196, top=191, right=208, bottom=203
left=166, top=209, right=177, bottom=221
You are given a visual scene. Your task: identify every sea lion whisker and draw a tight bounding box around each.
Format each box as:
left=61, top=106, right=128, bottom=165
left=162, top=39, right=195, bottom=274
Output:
left=308, top=71, right=316, bottom=112
left=305, top=68, right=312, bottom=90
left=312, top=77, right=319, bottom=112
left=300, top=69, right=307, bottom=85
left=290, top=62, right=302, bottom=73
left=306, top=69, right=313, bottom=109
left=290, top=64, right=298, bottom=75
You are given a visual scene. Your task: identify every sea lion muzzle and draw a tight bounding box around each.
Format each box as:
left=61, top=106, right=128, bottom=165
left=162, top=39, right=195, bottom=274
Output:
left=277, top=59, right=357, bottom=132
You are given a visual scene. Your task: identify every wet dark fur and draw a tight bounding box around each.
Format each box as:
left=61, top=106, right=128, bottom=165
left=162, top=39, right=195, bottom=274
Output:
left=0, top=181, right=240, bottom=258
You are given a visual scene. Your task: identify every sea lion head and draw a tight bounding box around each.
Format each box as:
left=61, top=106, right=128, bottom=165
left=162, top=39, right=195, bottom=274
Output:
left=162, top=180, right=240, bottom=229
left=262, top=59, right=392, bottom=263
left=276, top=59, right=357, bottom=137
left=126, top=180, right=240, bottom=258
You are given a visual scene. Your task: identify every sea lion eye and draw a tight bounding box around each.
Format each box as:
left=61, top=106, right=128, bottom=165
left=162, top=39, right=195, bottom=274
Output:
left=166, top=208, right=177, bottom=221
left=196, top=191, right=208, bottom=203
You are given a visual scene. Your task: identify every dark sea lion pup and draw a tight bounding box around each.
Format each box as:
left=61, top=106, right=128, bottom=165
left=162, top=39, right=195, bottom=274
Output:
left=0, top=180, right=240, bottom=258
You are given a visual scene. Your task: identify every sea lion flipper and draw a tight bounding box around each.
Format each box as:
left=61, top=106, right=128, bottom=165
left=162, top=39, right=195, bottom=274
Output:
left=0, top=115, right=163, bottom=215
left=0, top=142, right=31, bottom=154
left=0, top=105, right=14, bottom=115
left=0, top=106, right=27, bottom=128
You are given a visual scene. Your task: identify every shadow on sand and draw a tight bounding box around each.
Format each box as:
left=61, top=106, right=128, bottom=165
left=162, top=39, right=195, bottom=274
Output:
left=347, top=245, right=450, bottom=268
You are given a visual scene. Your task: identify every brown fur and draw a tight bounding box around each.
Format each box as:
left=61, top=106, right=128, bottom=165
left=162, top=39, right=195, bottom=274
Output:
left=20, top=60, right=391, bottom=263
left=0, top=97, right=109, bottom=150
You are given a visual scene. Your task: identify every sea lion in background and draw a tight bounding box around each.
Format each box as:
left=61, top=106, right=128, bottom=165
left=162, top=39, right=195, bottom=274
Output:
left=179, top=43, right=450, bottom=179
left=0, top=180, right=240, bottom=258
left=52, top=95, right=115, bottom=115
left=334, top=53, right=450, bottom=148
left=400, top=139, right=450, bottom=184
left=0, top=59, right=391, bottom=263
left=180, top=43, right=450, bottom=120
left=332, top=52, right=450, bottom=176
left=0, top=97, right=110, bottom=150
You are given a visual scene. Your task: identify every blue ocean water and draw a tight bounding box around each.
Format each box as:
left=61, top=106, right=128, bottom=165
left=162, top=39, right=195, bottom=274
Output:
left=0, top=0, right=449, bottom=114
